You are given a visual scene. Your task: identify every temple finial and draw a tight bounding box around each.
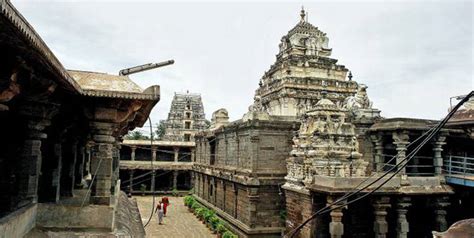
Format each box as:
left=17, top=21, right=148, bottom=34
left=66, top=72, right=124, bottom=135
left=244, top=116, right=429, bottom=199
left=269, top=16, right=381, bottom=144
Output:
left=300, top=6, right=306, bottom=23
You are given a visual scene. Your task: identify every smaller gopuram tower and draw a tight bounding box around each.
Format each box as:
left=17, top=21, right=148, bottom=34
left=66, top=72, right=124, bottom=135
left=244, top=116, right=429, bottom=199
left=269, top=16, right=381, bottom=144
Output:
left=254, top=8, right=358, bottom=116
left=162, top=92, right=208, bottom=141
left=286, top=93, right=368, bottom=187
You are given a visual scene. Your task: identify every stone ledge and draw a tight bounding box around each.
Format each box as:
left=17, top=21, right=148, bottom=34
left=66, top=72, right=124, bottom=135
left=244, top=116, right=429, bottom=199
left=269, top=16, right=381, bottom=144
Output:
left=0, top=203, right=37, bottom=238
left=290, top=175, right=454, bottom=195
left=120, top=160, right=193, bottom=170
left=36, top=203, right=115, bottom=231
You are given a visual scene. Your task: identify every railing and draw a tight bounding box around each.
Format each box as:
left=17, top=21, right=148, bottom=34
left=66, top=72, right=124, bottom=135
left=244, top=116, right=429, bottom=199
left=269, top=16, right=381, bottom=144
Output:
left=443, top=155, right=474, bottom=177
left=377, top=154, right=436, bottom=176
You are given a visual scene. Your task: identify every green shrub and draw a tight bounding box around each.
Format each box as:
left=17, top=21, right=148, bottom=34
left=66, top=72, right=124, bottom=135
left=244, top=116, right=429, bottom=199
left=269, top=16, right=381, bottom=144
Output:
left=209, top=216, right=220, bottom=230
left=216, top=223, right=227, bottom=234
left=203, top=209, right=215, bottom=223
left=195, top=207, right=205, bottom=218
left=172, top=188, right=179, bottom=196
left=222, top=230, right=237, bottom=238
left=191, top=202, right=200, bottom=211
left=184, top=195, right=195, bottom=207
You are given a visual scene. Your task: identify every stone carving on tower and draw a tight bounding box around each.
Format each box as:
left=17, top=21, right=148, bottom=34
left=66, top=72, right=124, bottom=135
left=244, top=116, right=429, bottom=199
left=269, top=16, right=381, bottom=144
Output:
left=242, top=95, right=270, bottom=121
left=286, top=93, right=369, bottom=187
left=254, top=8, right=358, bottom=117
left=344, top=84, right=381, bottom=122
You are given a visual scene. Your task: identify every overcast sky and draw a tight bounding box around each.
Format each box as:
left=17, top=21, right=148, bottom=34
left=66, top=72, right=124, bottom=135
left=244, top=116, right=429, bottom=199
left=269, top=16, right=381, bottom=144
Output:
left=14, top=0, right=473, bottom=131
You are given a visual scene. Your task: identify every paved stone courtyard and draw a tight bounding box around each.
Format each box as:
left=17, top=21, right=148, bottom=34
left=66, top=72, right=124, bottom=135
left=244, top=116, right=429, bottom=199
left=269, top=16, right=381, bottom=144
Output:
left=135, top=196, right=214, bottom=238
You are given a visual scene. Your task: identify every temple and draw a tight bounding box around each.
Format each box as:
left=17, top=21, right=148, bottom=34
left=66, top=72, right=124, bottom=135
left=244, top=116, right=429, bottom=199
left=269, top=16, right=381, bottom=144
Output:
left=118, top=92, right=208, bottom=195
left=193, top=8, right=474, bottom=238
left=0, top=2, right=473, bottom=237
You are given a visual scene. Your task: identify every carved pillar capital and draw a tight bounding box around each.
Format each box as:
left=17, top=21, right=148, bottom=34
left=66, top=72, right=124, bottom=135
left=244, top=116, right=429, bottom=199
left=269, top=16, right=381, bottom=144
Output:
left=370, top=133, right=384, bottom=172
left=392, top=132, right=409, bottom=175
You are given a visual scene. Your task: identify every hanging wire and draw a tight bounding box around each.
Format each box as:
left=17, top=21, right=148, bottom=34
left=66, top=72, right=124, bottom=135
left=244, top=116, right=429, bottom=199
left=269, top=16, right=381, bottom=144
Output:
left=143, top=117, right=157, bottom=228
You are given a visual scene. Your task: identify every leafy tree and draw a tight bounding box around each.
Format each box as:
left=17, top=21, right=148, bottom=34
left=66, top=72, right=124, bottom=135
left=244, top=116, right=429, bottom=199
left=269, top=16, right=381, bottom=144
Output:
left=124, top=130, right=150, bottom=140
left=155, top=120, right=166, bottom=139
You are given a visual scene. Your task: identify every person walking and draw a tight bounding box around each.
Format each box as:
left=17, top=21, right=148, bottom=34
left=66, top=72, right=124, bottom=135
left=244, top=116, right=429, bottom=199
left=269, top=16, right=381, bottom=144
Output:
left=155, top=201, right=164, bottom=225
left=162, top=197, right=170, bottom=217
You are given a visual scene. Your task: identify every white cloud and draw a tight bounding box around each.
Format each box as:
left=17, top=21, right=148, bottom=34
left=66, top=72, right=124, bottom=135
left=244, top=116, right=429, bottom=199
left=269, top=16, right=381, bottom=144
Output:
left=13, top=0, right=473, bottom=124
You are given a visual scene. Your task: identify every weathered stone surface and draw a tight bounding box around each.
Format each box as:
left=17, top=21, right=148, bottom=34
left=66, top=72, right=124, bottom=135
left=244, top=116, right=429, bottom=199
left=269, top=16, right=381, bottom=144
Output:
left=0, top=204, right=37, bottom=238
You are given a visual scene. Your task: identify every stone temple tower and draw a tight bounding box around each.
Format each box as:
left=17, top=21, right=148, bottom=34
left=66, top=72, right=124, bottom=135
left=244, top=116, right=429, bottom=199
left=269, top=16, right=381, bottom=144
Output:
left=161, top=92, right=208, bottom=141
left=254, top=8, right=358, bottom=116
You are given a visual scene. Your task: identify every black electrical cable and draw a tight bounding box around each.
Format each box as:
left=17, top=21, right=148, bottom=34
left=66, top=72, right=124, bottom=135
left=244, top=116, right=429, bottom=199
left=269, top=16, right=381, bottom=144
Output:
left=286, top=91, right=473, bottom=238
left=143, top=117, right=156, bottom=228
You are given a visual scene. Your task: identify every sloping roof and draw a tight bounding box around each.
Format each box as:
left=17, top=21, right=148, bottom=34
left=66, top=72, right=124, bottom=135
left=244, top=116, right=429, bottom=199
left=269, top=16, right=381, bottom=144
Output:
left=69, top=70, right=143, bottom=93
left=0, top=0, right=82, bottom=93
left=68, top=70, right=160, bottom=100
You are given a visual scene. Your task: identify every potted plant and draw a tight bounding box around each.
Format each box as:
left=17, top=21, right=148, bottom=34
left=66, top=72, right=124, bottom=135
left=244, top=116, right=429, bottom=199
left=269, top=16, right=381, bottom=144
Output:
left=172, top=188, right=179, bottom=197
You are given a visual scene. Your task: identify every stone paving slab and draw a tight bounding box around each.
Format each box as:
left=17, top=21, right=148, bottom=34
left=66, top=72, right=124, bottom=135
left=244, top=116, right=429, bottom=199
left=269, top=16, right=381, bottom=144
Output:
left=135, top=196, right=214, bottom=238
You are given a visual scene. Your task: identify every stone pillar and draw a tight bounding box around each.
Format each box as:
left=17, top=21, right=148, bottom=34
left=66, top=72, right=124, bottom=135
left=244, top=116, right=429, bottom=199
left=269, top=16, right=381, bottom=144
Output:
left=38, top=139, right=62, bottom=203
left=247, top=187, right=259, bottom=227
left=130, top=146, right=136, bottom=161
left=75, top=145, right=85, bottom=188
left=17, top=102, right=56, bottom=207
left=190, top=171, right=194, bottom=189
left=433, top=196, right=450, bottom=232
left=191, top=148, right=195, bottom=162
left=110, top=142, right=120, bottom=195
left=90, top=122, right=115, bottom=205
left=151, top=146, right=157, bottom=162
left=249, top=133, right=260, bottom=171
left=432, top=136, right=446, bottom=175
left=60, top=140, right=77, bottom=197
left=174, top=147, right=179, bottom=162
left=371, top=134, right=384, bottom=172
left=51, top=143, right=62, bottom=202
left=173, top=170, right=178, bottom=190
left=84, top=143, right=92, bottom=179
left=328, top=196, right=344, bottom=238
left=373, top=196, right=391, bottom=238
left=128, top=170, right=134, bottom=194
left=393, top=132, right=409, bottom=174
left=395, top=197, right=411, bottom=238
left=150, top=169, right=156, bottom=195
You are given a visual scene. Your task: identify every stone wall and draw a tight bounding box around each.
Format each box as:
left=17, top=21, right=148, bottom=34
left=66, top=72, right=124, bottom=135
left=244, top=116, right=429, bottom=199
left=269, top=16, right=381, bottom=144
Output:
left=0, top=204, right=37, bottom=238
left=193, top=118, right=297, bottom=237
